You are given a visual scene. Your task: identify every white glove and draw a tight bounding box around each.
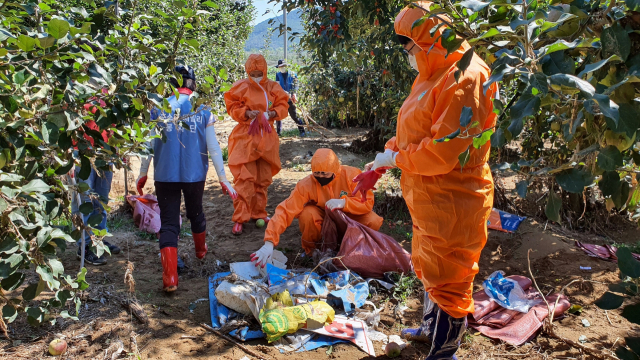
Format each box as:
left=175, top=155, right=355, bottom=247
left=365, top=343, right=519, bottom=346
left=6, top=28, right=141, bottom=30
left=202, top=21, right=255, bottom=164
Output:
left=325, top=198, right=346, bottom=211
left=250, top=241, right=274, bottom=268
left=372, top=149, right=398, bottom=171
left=221, top=180, right=238, bottom=199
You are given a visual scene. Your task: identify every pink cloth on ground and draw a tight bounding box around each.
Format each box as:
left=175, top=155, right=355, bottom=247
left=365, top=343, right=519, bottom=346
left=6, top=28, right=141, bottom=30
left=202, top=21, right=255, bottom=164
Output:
left=469, top=275, right=571, bottom=346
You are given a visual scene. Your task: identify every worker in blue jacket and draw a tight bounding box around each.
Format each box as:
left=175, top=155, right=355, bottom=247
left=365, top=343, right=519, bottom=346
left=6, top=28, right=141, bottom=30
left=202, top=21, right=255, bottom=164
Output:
left=274, top=60, right=306, bottom=137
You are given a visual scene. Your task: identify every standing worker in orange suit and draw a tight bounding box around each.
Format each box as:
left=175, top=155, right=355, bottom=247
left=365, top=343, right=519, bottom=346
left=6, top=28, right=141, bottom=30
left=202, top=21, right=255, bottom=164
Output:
left=250, top=149, right=383, bottom=266
left=365, top=3, right=497, bottom=359
left=224, top=54, right=290, bottom=235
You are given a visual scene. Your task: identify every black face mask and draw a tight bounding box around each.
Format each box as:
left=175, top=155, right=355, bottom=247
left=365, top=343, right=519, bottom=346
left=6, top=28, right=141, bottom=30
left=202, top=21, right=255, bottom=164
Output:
left=315, top=174, right=335, bottom=186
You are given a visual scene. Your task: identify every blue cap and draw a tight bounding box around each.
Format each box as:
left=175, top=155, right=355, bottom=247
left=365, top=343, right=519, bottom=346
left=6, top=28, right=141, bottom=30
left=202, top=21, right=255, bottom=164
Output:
left=175, top=65, right=196, bottom=82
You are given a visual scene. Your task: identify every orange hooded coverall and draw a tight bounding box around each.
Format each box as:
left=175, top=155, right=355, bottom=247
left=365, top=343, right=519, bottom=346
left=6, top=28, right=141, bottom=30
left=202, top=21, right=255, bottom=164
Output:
left=224, top=54, right=290, bottom=223
left=264, top=149, right=383, bottom=254
left=387, top=3, right=497, bottom=318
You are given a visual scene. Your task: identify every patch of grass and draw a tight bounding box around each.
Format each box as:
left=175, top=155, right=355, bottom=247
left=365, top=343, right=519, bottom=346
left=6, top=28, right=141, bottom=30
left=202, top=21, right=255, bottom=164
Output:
left=292, top=164, right=306, bottom=172
left=389, top=272, right=421, bottom=304
left=279, top=129, right=301, bottom=138
left=222, top=147, right=229, bottom=162
left=612, top=241, right=640, bottom=253
left=108, top=216, right=133, bottom=232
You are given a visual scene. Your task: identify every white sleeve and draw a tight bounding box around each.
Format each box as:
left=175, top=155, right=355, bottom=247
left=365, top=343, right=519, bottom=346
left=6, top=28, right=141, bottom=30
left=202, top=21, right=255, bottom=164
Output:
left=206, top=122, right=228, bottom=182
left=139, top=128, right=155, bottom=176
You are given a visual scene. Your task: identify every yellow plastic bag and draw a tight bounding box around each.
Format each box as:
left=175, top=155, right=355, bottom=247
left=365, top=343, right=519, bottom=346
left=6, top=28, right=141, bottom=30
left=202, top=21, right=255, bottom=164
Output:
left=259, top=292, right=335, bottom=343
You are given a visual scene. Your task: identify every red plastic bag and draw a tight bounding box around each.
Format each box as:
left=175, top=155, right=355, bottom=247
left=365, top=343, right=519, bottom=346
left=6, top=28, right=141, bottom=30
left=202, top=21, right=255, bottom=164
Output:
left=321, top=210, right=412, bottom=278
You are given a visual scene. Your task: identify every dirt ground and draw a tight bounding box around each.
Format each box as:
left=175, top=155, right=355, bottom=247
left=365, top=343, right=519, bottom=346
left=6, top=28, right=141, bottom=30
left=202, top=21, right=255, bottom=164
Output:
left=1, top=118, right=638, bottom=360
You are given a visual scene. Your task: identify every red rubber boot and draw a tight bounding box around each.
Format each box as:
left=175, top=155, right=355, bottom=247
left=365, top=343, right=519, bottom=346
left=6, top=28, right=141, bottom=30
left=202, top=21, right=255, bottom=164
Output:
left=193, top=231, right=207, bottom=260
left=232, top=222, right=243, bottom=235
left=262, top=217, right=271, bottom=224
left=160, top=247, right=178, bottom=292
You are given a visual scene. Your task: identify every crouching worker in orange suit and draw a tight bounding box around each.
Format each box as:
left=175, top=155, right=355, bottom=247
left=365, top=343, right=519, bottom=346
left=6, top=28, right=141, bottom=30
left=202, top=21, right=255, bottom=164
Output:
left=224, top=54, right=290, bottom=235
left=250, top=148, right=384, bottom=266
left=364, top=3, right=497, bottom=359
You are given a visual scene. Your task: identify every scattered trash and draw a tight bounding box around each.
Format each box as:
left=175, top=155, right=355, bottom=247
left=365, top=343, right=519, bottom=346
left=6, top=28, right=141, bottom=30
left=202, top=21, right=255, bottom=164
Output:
left=188, top=298, right=207, bottom=314
left=354, top=301, right=382, bottom=328
left=580, top=266, right=592, bottom=271
left=230, top=262, right=262, bottom=281
left=487, top=208, right=526, bottom=233
left=259, top=291, right=335, bottom=343
left=470, top=274, right=571, bottom=346
left=575, top=241, right=640, bottom=262
left=215, top=279, right=269, bottom=319
left=579, top=335, right=588, bottom=343
left=322, top=210, right=412, bottom=278
left=367, top=329, right=388, bottom=343
left=581, top=319, right=591, bottom=327
left=229, top=327, right=266, bottom=342
left=483, top=271, right=541, bottom=313
left=568, top=304, right=583, bottom=315
left=209, top=272, right=234, bottom=328
left=388, top=335, right=406, bottom=348
left=307, top=316, right=376, bottom=356
left=394, top=304, right=408, bottom=323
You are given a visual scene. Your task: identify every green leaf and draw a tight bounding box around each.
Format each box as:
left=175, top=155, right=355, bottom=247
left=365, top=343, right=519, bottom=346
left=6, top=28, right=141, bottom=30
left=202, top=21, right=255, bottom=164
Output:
left=49, top=259, right=64, bottom=277
left=578, top=55, right=621, bottom=78
left=473, top=129, right=494, bottom=149
left=79, top=202, right=93, bottom=215
left=1, top=272, right=25, bottom=291
left=457, top=48, right=474, bottom=76
left=549, top=74, right=595, bottom=97
left=541, top=51, right=575, bottom=76
left=568, top=304, right=583, bottom=314
left=602, top=22, right=631, bottom=61
left=617, top=247, right=640, bottom=278
left=459, top=106, right=473, bottom=127
left=22, top=279, right=45, bottom=301
left=186, top=38, right=200, bottom=49
left=621, top=303, right=640, bottom=325
left=546, top=192, right=562, bottom=223
left=0, top=253, right=22, bottom=278
left=490, top=128, right=506, bottom=148
left=458, top=147, right=470, bottom=169
left=47, top=19, right=70, bottom=39
left=555, top=168, right=594, bottom=193
left=38, top=35, right=55, bottom=49
left=412, top=16, right=428, bottom=30
left=87, top=213, right=103, bottom=227
left=16, top=35, right=37, bottom=52
left=539, top=38, right=596, bottom=57
left=150, top=65, right=158, bottom=76
left=26, top=306, right=44, bottom=325
left=615, top=346, right=640, bottom=360
left=510, top=93, right=541, bottom=121
left=440, top=29, right=465, bottom=55
left=594, top=291, right=625, bottom=310
left=516, top=180, right=529, bottom=198
left=598, top=146, right=623, bottom=171
left=21, top=179, right=50, bottom=193
left=610, top=103, right=640, bottom=139
left=78, top=156, right=91, bottom=180
left=609, top=282, right=639, bottom=296
left=600, top=171, right=622, bottom=197
left=626, top=337, right=640, bottom=356
left=2, top=305, right=17, bottom=322
left=219, top=68, right=228, bottom=81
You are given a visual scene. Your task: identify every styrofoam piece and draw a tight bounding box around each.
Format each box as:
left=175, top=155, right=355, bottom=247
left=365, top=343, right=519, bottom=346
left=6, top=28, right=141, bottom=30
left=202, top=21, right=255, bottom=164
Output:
left=230, top=262, right=262, bottom=282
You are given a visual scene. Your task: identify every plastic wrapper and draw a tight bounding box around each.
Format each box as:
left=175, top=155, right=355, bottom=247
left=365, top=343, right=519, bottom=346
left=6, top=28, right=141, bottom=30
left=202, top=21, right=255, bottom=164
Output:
left=259, top=291, right=335, bottom=343
left=487, top=208, right=526, bottom=233
left=321, top=210, right=412, bottom=278
left=483, top=271, right=540, bottom=313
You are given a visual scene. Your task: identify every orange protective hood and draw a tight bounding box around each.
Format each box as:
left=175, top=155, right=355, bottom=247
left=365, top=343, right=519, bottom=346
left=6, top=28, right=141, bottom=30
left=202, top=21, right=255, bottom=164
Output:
left=394, top=1, right=448, bottom=50
left=311, top=149, right=341, bottom=176
left=244, top=54, right=268, bottom=83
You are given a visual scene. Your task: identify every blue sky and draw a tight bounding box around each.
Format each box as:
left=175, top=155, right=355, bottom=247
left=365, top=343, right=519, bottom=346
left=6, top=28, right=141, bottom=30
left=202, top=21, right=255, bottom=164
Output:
left=252, top=0, right=283, bottom=25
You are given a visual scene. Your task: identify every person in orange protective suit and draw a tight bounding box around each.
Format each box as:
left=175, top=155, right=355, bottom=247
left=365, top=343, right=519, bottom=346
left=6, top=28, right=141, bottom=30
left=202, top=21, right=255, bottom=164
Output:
left=224, top=54, right=290, bottom=235
left=250, top=148, right=383, bottom=265
left=365, top=3, right=497, bottom=359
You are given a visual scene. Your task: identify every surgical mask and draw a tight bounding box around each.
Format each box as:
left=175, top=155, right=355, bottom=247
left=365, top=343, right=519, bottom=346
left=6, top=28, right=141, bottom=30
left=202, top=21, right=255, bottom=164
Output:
left=314, top=174, right=335, bottom=186
left=279, top=67, right=287, bottom=73
left=408, top=54, right=419, bottom=72
left=251, top=76, right=263, bottom=83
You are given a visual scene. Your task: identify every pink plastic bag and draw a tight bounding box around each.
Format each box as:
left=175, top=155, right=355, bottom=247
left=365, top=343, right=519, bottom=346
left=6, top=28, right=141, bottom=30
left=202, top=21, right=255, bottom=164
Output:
left=321, top=210, right=413, bottom=278
left=126, top=194, right=164, bottom=234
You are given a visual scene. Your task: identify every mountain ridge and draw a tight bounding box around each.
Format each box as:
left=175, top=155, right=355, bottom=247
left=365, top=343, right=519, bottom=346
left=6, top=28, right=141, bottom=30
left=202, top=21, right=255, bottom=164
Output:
left=245, top=8, right=304, bottom=51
